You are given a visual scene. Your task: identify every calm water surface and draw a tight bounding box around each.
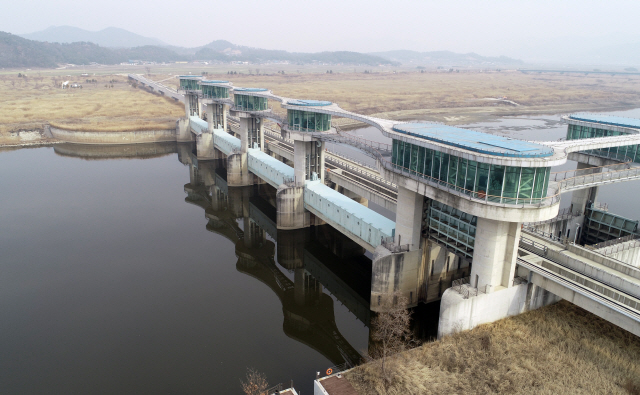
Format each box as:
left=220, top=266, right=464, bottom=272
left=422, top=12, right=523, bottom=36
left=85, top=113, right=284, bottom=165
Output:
left=2, top=108, right=640, bottom=394
left=0, top=145, right=373, bottom=394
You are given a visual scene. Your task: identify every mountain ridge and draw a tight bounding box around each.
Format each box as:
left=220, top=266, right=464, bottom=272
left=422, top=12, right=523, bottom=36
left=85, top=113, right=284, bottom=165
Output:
left=20, top=26, right=166, bottom=48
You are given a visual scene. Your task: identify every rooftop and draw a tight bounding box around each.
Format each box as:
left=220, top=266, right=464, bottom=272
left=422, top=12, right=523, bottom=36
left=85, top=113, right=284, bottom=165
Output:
left=288, top=99, right=332, bottom=107
left=177, top=75, right=202, bottom=80
left=234, top=88, right=268, bottom=92
left=569, top=113, right=640, bottom=130
left=392, top=123, right=554, bottom=158
left=200, top=80, right=229, bottom=84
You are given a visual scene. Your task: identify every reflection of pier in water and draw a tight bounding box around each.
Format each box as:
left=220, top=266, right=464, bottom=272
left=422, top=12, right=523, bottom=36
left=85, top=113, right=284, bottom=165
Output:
left=180, top=144, right=368, bottom=368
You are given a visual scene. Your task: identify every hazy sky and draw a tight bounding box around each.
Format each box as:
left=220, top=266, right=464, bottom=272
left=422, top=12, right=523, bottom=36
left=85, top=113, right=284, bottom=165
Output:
left=4, top=0, right=640, bottom=56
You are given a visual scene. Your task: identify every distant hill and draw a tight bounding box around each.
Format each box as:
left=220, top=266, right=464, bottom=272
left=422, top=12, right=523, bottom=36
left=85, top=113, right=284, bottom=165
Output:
left=194, top=40, right=398, bottom=66
left=0, top=32, right=185, bottom=68
left=20, top=26, right=166, bottom=48
left=369, top=50, right=524, bottom=66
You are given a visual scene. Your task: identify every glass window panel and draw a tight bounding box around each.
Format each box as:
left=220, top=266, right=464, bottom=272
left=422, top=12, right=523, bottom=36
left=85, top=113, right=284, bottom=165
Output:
left=440, top=153, right=449, bottom=183
left=457, top=158, right=467, bottom=190
left=432, top=152, right=441, bottom=181
left=476, top=162, right=490, bottom=198
left=465, top=160, right=477, bottom=194
left=488, top=165, right=505, bottom=202
left=410, top=144, right=419, bottom=174
left=502, top=166, right=519, bottom=204
left=392, top=140, right=399, bottom=166
left=447, top=155, right=458, bottom=187
left=424, top=148, right=433, bottom=178
left=532, top=167, right=547, bottom=199
left=518, top=167, right=535, bottom=203
left=418, top=146, right=426, bottom=176
left=403, top=142, right=412, bottom=170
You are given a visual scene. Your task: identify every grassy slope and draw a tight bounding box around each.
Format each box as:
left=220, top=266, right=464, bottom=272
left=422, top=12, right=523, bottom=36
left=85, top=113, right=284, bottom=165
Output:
left=345, top=301, right=640, bottom=395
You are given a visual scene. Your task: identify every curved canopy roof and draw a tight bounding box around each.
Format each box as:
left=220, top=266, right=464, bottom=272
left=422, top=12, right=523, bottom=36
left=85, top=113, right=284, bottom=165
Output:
left=392, top=123, right=554, bottom=158
left=569, top=113, right=640, bottom=130
left=234, top=88, right=268, bottom=92
left=287, top=99, right=332, bottom=107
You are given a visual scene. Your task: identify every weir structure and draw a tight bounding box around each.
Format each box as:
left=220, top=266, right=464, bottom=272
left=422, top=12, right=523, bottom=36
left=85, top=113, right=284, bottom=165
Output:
left=173, top=74, right=640, bottom=337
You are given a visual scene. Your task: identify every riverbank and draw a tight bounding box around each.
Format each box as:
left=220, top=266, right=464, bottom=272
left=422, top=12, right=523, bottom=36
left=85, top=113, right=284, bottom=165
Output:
left=343, top=300, right=640, bottom=395
left=0, top=73, right=183, bottom=147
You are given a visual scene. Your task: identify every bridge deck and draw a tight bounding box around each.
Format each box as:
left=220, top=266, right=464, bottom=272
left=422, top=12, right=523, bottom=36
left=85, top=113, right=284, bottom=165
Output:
left=518, top=232, right=640, bottom=335
left=304, top=181, right=395, bottom=251
left=247, top=149, right=295, bottom=188
left=189, top=116, right=208, bottom=135
left=213, top=128, right=241, bottom=156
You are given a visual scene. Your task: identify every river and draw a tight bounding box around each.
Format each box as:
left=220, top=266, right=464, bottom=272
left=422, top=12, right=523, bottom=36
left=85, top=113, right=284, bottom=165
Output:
left=2, top=108, right=640, bottom=394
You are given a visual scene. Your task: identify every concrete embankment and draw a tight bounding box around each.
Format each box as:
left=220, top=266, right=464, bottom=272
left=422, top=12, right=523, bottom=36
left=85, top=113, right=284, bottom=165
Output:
left=49, top=126, right=176, bottom=145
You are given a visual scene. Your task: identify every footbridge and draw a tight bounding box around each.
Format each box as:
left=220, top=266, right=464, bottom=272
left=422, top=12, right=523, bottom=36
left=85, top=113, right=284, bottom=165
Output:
left=172, top=74, right=640, bottom=335
left=518, top=230, right=640, bottom=336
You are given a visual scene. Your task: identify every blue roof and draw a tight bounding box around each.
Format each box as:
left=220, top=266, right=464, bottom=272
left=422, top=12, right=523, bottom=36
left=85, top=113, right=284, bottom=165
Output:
left=234, top=88, right=268, bottom=92
left=288, top=99, right=332, bottom=107
left=392, top=123, right=554, bottom=158
left=177, top=75, right=202, bottom=79
left=200, top=80, right=229, bottom=84
left=569, top=113, right=640, bottom=129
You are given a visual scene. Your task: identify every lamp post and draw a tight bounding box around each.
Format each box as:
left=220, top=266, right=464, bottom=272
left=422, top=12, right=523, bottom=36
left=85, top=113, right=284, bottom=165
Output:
left=573, top=223, right=580, bottom=245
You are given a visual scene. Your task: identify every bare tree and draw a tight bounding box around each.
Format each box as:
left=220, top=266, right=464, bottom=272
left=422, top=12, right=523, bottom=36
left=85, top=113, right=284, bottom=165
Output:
left=145, top=66, right=151, bottom=75
left=368, top=295, right=416, bottom=387
left=240, top=367, right=269, bottom=395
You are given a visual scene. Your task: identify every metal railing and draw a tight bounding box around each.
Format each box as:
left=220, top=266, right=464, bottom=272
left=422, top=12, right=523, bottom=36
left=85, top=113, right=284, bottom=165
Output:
left=525, top=207, right=581, bottom=227
left=520, top=236, right=549, bottom=255
left=380, top=236, right=411, bottom=253
left=522, top=225, right=565, bottom=243
left=588, top=233, right=639, bottom=249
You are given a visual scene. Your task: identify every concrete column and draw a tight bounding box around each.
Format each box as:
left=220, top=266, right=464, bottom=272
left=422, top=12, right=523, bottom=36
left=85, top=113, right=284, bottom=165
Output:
left=196, top=132, right=215, bottom=159
left=227, top=152, right=254, bottom=186
left=294, top=140, right=307, bottom=186
left=370, top=246, right=422, bottom=312
left=395, top=186, right=424, bottom=250
left=293, top=139, right=324, bottom=186
left=276, top=184, right=310, bottom=230
left=567, top=162, right=601, bottom=241
left=176, top=118, right=192, bottom=142
left=239, top=117, right=250, bottom=153
left=471, top=218, right=521, bottom=292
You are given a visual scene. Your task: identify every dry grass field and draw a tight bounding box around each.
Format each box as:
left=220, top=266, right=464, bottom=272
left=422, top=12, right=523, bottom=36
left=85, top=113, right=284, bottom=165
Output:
left=162, top=70, right=640, bottom=124
left=344, top=300, right=640, bottom=395
left=2, top=66, right=640, bottom=146
left=0, top=73, right=183, bottom=145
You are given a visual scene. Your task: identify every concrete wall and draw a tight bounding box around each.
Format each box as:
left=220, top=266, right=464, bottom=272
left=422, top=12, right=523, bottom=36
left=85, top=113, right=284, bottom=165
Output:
left=471, top=218, right=520, bottom=291
left=50, top=126, right=176, bottom=144
left=596, top=242, right=640, bottom=268
left=566, top=243, right=640, bottom=281
left=277, top=185, right=310, bottom=230
left=438, top=282, right=560, bottom=338
left=370, top=246, right=422, bottom=311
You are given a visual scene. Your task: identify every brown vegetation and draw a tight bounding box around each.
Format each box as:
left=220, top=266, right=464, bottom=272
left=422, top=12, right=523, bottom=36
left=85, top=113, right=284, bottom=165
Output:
left=345, top=301, right=640, bottom=395
left=164, top=70, right=640, bottom=123
left=367, top=296, right=417, bottom=387
left=0, top=73, right=183, bottom=144
left=240, top=367, right=269, bottom=395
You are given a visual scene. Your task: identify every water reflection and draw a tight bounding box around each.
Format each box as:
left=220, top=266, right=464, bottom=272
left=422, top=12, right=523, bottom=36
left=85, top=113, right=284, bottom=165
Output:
left=178, top=147, right=369, bottom=369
